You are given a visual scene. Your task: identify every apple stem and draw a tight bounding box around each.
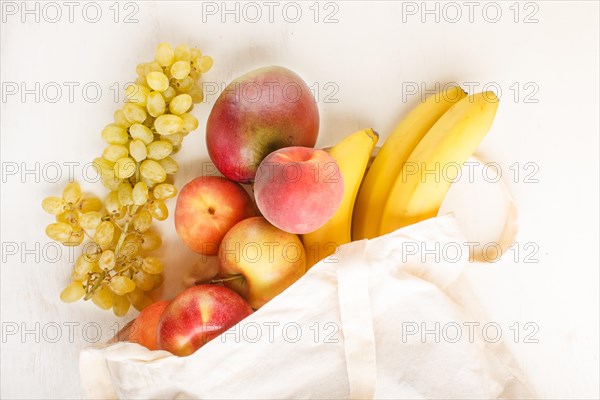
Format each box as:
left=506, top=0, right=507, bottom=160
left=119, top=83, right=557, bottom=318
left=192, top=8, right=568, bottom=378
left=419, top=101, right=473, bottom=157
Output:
left=210, top=275, right=242, bottom=284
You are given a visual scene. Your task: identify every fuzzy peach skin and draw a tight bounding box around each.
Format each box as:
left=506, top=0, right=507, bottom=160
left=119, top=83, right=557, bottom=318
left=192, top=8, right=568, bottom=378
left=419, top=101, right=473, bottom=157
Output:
left=128, top=300, right=170, bottom=351
left=218, top=217, right=306, bottom=309
left=157, top=284, right=253, bottom=357
left=206, top=66, right=319, bottom=183
left=175, top=176, right=256, bottom=255
left=253, top=147, right=344, bottom=234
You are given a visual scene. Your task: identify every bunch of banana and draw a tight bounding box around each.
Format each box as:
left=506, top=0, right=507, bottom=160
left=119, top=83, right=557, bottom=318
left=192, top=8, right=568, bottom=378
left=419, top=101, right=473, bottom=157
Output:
left=301, top=128, right=378, bottom=268
left=378, top=91, right=499, bottom=235
left=301, top=86, right=499, bottom=267
left=352, top=86, right=468, bottom=240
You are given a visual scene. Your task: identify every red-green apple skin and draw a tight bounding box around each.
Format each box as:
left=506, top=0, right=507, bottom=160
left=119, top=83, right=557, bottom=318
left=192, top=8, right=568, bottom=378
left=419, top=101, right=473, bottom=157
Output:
left=157, top=284, right=253, bottom=357
left=129, top=300, right=170, bottom=351
left=218, top=217, right=306, bottom=309
left=206, top=66, right=319, bottom=183
left=253, top=147, right=344, bottom=234
left=175, top=176, right=256, bottom=255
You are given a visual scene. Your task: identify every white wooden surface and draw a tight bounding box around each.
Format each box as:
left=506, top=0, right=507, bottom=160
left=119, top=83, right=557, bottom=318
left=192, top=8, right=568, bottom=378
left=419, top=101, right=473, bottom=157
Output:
left=1, top=1, right=598, bottom=398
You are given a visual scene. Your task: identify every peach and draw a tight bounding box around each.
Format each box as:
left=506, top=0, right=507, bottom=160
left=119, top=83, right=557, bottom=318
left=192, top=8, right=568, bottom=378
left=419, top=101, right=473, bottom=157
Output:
left=129, top=300, right=170, bottom=351
left=157, top=284, right=253, bottom=357
left=206, top=66, right=319, bottom=183
left=175, top=176, right=256, bottom=255
left=253, top=147, right=344, bottom=234
left=217, top=217, right=306, bottom=309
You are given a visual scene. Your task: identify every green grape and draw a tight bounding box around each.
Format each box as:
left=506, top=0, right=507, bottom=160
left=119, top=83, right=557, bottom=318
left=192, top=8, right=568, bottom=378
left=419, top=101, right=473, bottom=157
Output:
left=132, top=270, right=154, bottom=291
left=79, top=211, right=102, bottom=230
left=195, top=55, right=213, bottom=73
left=152, top=273, right=164, bottom=289
left=174, top=44, right=192, bottom=62
left=169, top=94, right=192, bottom=115
left=65, top=230, right=84, bottom=246
left=171, top=144, right=182, bottom=155
left=146, top=71, right=169, bottom=92
left=188, top=85, right=204, bottom=104
left=135, top=76, right=149, bottom=89
left=162, top=133, right=184, bottom=146
left=143, top=115, right=156, bottom=129
left=140, top=160, right=167, bottom=183
left=103, top=144, right=129, bottom=163
left=56, top=210, right=78, bottom=227
left=153, top=183, right=177, bottom=200
left=180, top=113, right=199, bottom=132
left=60, top=281, right=86, bottom=303
left=109, top=275, right=136, bottom=295
left=148, top=200, right=168, bottom=221
left=101, top=124, right=129, bottom=145
left=129, top=139, right=147, bottom=162
left=127, top=288, right=153, bottom=311
left=125, top=84, right=150, bottom=106
left=155, top=42, right=175, bottom=67
left=132, top=209, right=152, bottom=232
left=93, top=157, right=114, bottom=173
left=74, top=255, right=97, bottom=276
left=79, top=196, right=103, bottom=213
left=117, top=182, right=134, bottom=206
left=101, top=171, right=120, bottom=191
left=189, top=69, right=201, bottom=81
left=62, top=182, right=82, bottom=204
left=162, top=86, right=176, bottom=103
left=46, top=222, right=73, bottom=242
left=104, top=191, right=121, bottom=214
left=113, top=295, right=131, bottom=317
left=92, top=285, right=114, bottom=310
left=146, top=91, right=166, bottom=117
left=190, top=47, right=202, bottom=59
left=114, top=157, right=137, bottom=179
left=114, top=109, right=133, bottom=128
left=146, top=141, right=173, bottom=160
left=159, top=157, right=179, bottom=174
left=154, top=114, right=182, bottom=135
left=71, top=268, right=88, bottom=282
left=132, top=182, right=149, bottom=205
left=170, top=61, right=191, bottom=80
left=98, top=249, right=115, bottom=270
left=141, top=176, right=158, bottom=188
left=141, top=231, right=162, bottom=251
left=148, top=62, right=163, bottom=73
left=129, top=123, right=154, bottom=144
left=174, top=76, right=194, bottom=92
left=94, top=221, right=115, bottom=246
left=123, top=103, right=147, bottom=124
left=42, top=196, right=66, bottom=215
left=142, top=256, right=164, bottom=274
left=122, top=233, right=142, bottom=255
left=163, top=64, right=173, bottom=79
left=136, top=62, right=150, bottom=77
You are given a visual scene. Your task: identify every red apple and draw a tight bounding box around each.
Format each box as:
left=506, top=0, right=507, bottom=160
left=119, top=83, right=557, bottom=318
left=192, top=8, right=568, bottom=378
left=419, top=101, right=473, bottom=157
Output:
left=206, top=66, right=319, bottom=183
left=254, top=147, right=344, bottom=234
left=157, top=284, right=253, bottom=357
left=175, top=176, right=256, bottom=255
left=129, top=300, right=170, bottom=351
left=218, top=217, right=306, bottom=309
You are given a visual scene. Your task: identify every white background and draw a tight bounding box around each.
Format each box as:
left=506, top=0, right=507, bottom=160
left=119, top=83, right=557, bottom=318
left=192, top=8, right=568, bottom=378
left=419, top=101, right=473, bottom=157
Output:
left=1, top=1, right=599, bottom=398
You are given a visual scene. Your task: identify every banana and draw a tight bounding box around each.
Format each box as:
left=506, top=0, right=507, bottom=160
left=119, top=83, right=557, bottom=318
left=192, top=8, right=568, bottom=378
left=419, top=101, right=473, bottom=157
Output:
left=379, top=91, right=499, bottom=235
left=352, top=86, right=468, bottom=240
left=302, top=128, right=379, bottom=268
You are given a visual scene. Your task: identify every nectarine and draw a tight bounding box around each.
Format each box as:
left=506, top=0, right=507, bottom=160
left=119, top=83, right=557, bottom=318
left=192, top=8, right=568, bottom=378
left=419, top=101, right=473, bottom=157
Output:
left=254, top=147, right=344, bottom=234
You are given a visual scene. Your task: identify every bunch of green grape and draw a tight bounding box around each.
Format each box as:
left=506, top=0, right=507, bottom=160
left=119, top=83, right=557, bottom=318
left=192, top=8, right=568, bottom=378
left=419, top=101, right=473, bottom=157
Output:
left=42, top=43, right=212, bottom=316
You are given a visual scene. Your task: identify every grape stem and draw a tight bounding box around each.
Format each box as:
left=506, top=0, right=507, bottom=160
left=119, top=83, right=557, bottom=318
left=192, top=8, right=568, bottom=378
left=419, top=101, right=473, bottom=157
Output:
left=114, top=205, right=138, bottom=258
left=209, top=275, right=243, bottom=284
